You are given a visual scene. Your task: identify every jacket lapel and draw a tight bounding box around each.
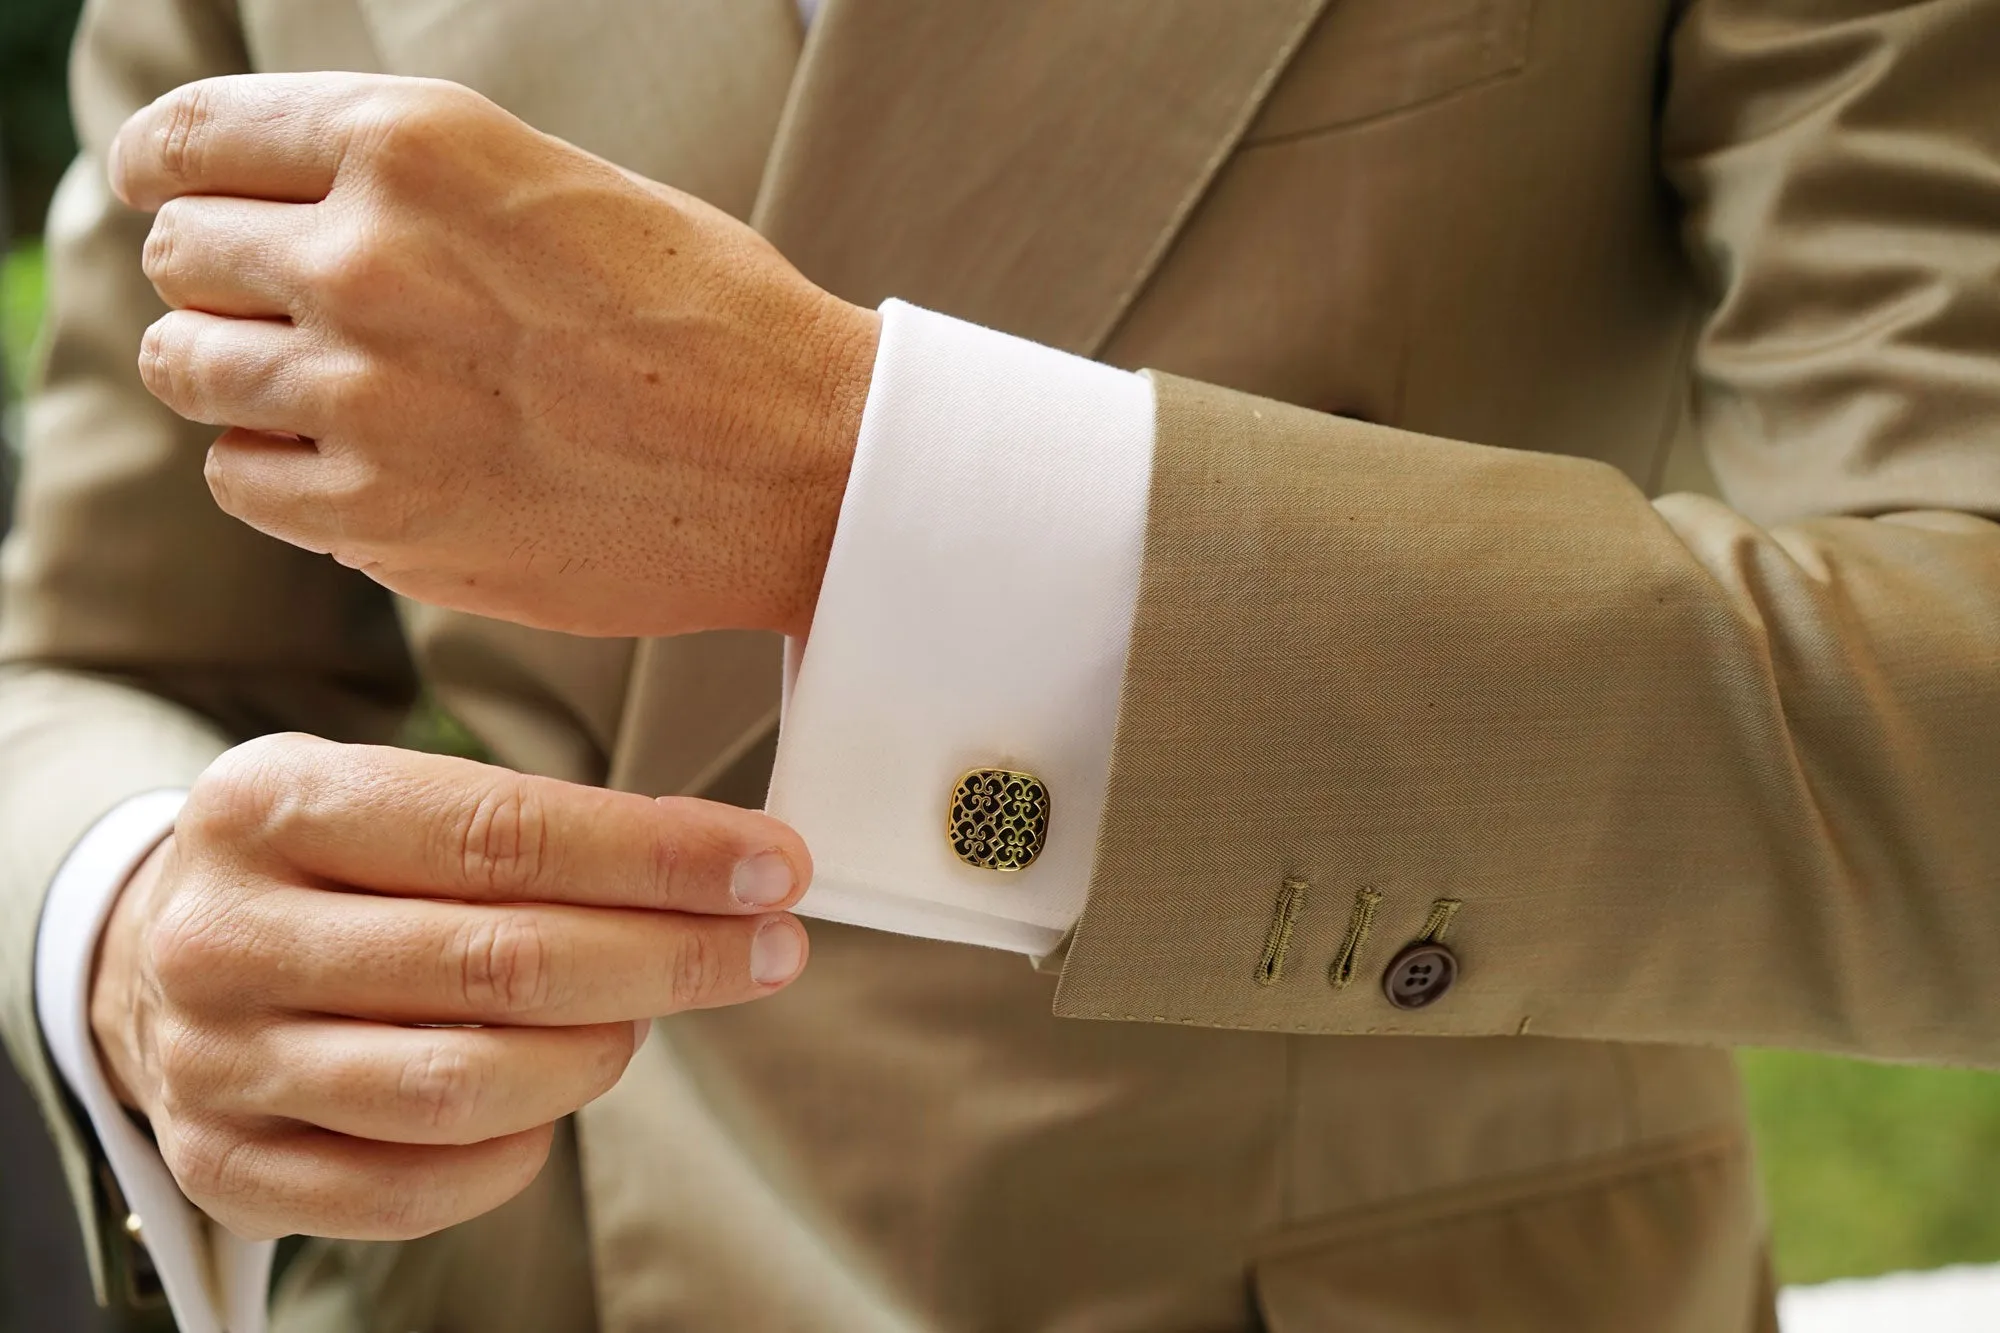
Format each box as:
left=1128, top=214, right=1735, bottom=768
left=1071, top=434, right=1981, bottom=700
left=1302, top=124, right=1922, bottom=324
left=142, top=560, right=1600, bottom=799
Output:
left=754, top=0, right=1333, bottom=355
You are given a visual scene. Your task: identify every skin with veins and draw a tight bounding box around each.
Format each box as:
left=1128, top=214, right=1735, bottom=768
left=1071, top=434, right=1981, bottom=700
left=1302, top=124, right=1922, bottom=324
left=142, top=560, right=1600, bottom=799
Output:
left=119, top=71, right=880, bottom=641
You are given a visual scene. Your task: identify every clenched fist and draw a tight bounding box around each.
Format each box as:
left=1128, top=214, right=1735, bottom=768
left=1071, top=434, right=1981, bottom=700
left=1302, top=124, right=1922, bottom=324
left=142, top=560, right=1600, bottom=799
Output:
left=88, top=734, right=811, bottom=1240
left=112, top=72, right=879, bottom=639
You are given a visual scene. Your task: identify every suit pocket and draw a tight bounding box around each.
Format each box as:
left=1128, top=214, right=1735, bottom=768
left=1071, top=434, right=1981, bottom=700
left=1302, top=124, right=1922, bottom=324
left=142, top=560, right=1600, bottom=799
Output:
left=1244, top=0, right=1535, bottom=144
left=1252, top=1133, right=1775, bottom=1333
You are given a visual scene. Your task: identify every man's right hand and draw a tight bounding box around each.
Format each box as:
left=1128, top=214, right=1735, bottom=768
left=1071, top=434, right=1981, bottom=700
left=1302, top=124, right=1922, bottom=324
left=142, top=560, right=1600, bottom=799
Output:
left=87, top=732, right=811, bottom=1241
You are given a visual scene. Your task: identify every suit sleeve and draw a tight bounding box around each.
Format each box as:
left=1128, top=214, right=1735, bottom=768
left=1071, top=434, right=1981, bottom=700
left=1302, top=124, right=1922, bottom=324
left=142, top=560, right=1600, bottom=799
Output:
left=0, top=0, right=415, bottom=1303
left=1053, top=0, right=2000, bottom=1063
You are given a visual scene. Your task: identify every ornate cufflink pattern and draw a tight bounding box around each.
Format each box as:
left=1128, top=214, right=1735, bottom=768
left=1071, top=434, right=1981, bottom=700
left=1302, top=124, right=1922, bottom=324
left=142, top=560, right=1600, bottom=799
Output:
left=948, top=768, right=1050, bottom=871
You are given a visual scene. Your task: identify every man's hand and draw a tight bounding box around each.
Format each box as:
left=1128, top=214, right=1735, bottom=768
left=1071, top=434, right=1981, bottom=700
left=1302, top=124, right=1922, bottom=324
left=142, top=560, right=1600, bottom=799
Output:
left=88, top=733, right=811, bottom=1241
left=111, top=73, right=879, bottom=639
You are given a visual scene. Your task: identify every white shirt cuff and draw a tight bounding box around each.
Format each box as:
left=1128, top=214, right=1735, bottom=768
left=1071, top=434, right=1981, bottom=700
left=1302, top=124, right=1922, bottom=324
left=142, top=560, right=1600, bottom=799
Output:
left=35, top=790, right=274, bottom=1333
left=770, top=299, right=1154, bottom=956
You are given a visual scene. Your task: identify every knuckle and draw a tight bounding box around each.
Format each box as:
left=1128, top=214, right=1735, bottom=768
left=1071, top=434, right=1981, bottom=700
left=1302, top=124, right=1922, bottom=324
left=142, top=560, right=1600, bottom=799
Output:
left=141, top=207, right=182, bottom=287
left=145, top=896, right=236, bottom=999
left=353, top=82, right=483, bottom=178
left=666, top=927, right=726, bottom=1011
left=302, top=229, right=391, bottom=313
left=454, top=914, right=559, bottom=1016
left=152, top=1018, right=241, bottom=1122
left=362, top=119, right=429, bottom=180
left=645, top=826, right=683, bottom=908
left=455, top=781, right=552, bottom=894
left=399, top=1041, right=484, bottom=1138
left=137, top=318, right=185, bottom=407
left=319, top=455, right=414, bottom=546
left=316, top=357, right=380, bottom=430
left=159, top=85, right=213, bottom=187
left=151, top=1017, right=203, bottom=1088
left=202, top=443, right=243, bottom=517
left=181, top=734, right=311, bottom=845
left=164, top=1117, right=255, bottom=1206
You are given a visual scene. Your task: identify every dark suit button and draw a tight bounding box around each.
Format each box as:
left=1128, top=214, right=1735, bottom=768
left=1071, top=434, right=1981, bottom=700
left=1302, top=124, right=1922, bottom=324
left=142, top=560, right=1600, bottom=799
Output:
left=1382, top=942, right=1457, bottom=1010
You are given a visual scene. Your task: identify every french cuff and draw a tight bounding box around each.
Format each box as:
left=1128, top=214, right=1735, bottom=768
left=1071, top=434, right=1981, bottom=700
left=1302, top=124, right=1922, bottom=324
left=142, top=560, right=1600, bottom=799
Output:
left=769, top=299, right=1154, bottom=956
left=35, top=790, right=275, bottom=1333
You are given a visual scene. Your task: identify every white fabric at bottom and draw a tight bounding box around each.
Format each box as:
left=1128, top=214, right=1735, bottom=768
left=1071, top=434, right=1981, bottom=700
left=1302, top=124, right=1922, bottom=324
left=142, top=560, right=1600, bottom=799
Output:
left=1781, top=1264, right=2000, bottom=1332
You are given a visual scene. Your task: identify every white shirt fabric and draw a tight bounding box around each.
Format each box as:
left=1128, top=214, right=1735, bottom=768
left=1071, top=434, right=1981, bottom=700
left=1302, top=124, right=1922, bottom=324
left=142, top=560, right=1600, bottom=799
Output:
left=31, top=301, right=1155, bottom=1331
left=771, top=300, right=1152, bottom=957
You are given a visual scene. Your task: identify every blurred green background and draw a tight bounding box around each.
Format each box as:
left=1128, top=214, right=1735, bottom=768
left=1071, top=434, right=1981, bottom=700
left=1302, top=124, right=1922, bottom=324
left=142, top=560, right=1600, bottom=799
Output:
left=5, top=0, right=2000, bottom=1316
left=3, top=242, right=43, bottom=397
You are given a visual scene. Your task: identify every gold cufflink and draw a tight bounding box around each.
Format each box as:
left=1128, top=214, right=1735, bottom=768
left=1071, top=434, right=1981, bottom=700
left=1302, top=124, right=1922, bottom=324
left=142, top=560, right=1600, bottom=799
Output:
left=948, top=768, right=1050, bottom=871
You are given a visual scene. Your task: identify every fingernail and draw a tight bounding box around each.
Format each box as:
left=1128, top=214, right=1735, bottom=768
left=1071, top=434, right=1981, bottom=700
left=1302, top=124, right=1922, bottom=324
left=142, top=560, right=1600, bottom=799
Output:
left=631, top=1017, right=652, bottom=1050
left=750, top=918, right=805, bottom=986
left=731, top=851, right=795, bottom=907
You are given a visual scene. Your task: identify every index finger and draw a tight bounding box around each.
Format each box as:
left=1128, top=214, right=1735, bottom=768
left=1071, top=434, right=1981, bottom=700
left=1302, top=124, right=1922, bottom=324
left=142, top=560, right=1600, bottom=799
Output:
left=190, top=737, right=810, bottom=914
left=109, top=73, right=386, bottom=210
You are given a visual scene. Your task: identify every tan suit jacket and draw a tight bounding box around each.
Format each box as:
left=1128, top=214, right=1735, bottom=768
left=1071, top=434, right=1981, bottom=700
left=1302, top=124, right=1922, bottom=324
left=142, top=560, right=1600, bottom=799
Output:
left=6, top=0, right=1998, bottom=1328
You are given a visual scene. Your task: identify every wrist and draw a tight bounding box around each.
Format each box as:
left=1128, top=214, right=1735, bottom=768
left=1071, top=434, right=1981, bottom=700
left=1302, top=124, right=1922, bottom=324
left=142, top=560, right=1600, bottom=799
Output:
left=776, top=297, right=879, bottom=640
left=88, top=834, right=172, bottom=1115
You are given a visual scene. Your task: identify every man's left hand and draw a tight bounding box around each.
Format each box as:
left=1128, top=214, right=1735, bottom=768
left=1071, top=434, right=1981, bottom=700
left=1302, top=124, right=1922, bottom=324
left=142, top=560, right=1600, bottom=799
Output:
left=113, top=73, right=879, bottom=640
